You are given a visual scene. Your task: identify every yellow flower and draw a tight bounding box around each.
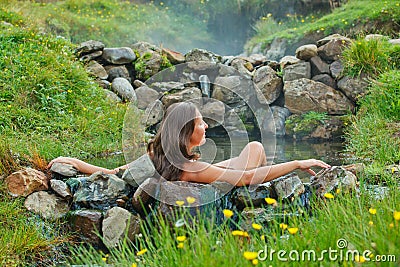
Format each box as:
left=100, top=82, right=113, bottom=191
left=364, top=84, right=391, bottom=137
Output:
left=392, top=167, right=396, bottom=173
left=261, top=235, right=265, bottom=241
left=232, top=230, right=249, bottom=237
left=394, top=211, right=400, bottom=221
left=265, top=197, right=277, bottom=205
left=355, top=255, right=366, bottom=263
left=324, top=192, right=334, bottom=199
left=223, top=209, right=234, bottom=218
left=252, top=223, right=262, bottom=230
left=368, top=221, right=374, bottom=226
left=368, top=208, right=377, bottom=215
left=131, top=264, right=137, bottom=267
left=177, top=242, right=184, bottom=249
left=288, top=227, right=299, bottom=234
left=136, top=248, right=147, bottom=256
left=389, top=223, right=394, bottom=228
left=175, top=200, right=184, bottom=206
left=186, top=196, right=196, bottom=204
left=252, top=259, right=259, bottom=265
left=336, top=188, right=341, bottom=194
left=176, top=235, right=186, bottom=242
left=243, top=251, right=258, bottom=260
left=279, top=223, right=288, bottom=230
left=102, top=257, right=107, bottom=262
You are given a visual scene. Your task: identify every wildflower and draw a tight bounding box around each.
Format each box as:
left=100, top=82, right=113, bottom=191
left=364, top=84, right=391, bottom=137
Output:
left=368, top=221, right=374, bottom=226
left=368, top=208, right=377, bottom=215
left=394, top=211, right=400, bottom=221
left=288, top=227, right=299, bottom=234
left=232, top=230, right=249, bottom=237
left=389, top=223, right=394, bottom=228
left=336, top=188, right=341, bottom=194
left=324, top=192, right=334, bottom=199
left=131, top=264, right=137, bottom=267
left=355, top=255, right=366, bottom=263
left=67, top=89, right=72, bottom=93
left=177, top=242, right=184, bottom=249
left=279, top=223, right=288, bottom=230
left=261, top=235, right=265, bottom=241
left=243, top=251, right=258, bottom=260
left=252, top=223, right=262, bottom=231
left=136, top=248, right=147, bottom=256
left=252, top=259, right=259, bottom=265
left=265, top=197, right=277, bottom=205
left=223, top=209, right=234, bottom=218
left=176, top=236, right=186, bottom=242
left=102, top=257, right=107, bottom=262
left=186, top=196, right=196, bottom=204
left=175, top=200, right=184, bottom=206
left=392, top=167, right=396, bottom=173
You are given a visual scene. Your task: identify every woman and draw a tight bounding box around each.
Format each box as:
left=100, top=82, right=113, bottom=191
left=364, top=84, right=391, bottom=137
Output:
left=48, top=102, right=331, bottom=186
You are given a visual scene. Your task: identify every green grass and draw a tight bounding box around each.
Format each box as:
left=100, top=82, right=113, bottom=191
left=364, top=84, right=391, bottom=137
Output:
left=68, top=186, right=400, bottom=266
left=246, top=0, right=400, bottom=52
left=0, top=0, right=212, bottom=53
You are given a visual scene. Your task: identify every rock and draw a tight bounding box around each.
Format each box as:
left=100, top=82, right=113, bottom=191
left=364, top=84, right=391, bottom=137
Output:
left=312, top=74, right=337, bottom=89
left=330, top=60, right=344, bottom=79
left=86, top=60, right=108, bottom=80
left=317, top=35, right=352, bottom=62
left=5, top=168, right=49, bottom=197
left=185, top=48, right=221, bottom=63
left=162, top=87, right=202, bottom=108
left=310, top=166, right=358, bottom=197
left=111, top=77, right=137, bottom=102
left=337, top=76, right=370, bottom=103
left=231, top=182, right=274, bottom=209
left=284, top=78, right=355, bottom=115
left=310, top=56, right=330, bottom=76
left=265, top=37, right=287, bottom=61
left=103, top=89, right=122, bottom=103
left=102, top=47, right=136, bottom=64
left=279, top=55, right=300, bottom=69
left=162, top=47, right=185, bottom=64
left=73, top=172, right=131, bottom=211
left=230, top=58, right=253, bottom=79
left=122, top=154, right=156, bottom=187
left=75, top=40, right=105, bottom=55
left=212, top=76, right=242, bottom=105
left=295, top=44, right=318, bottom=60
left=240, top=208, right=287, bottom=231
left=253, top=65, right=283, bottom=104
left=260, top=106, right=291, bottom=136
left=24, top=191, right=70, bottom=220
left=201, top=100, right=225, bottom=128
left=133, top=79, right=146, bottom=88
left=102, top=207, right=141, bottom=248
left=271, top=173, right=305, bottom=200
left=131, top=177, right=160, bottom=214
left=316, top=34, right=352, bottom=47
left=105, top=65, right=131, bottom=82
left=135, top=85, right=161, bottom=110
left=131, top=41, right=164, bottom=80
left=309, top=116, right=345, bottom=140
left=98, top=79, right=111, bottom=89
left=50, top=162, right=78, bottom=178
left=79, top=50, right=102, bottom=62
left=50, top=179, right=72, bottom=199
left=69, top=210, right=103, bottom=247
left=283, top=62, right=311, bottom=82
left=389, top=39, right=400, bottom=45
left=150, top=81, right=185, bottom=93
left=142, top=99, right=164, bottom=127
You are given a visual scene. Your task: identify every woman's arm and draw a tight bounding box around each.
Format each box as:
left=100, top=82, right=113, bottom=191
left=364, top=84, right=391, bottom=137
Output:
left=47, top=157, right=127, bottom=175
left=181, top=159, right=330, bottom=186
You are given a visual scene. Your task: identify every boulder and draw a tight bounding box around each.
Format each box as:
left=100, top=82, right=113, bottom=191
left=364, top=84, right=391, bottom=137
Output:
left=231, top=182, right=274, bottom=209
left=50, top=162, right=78, bottom=178
left=283, top=62, right=311, bottom=82
left=111, top=77, right=137, bottom=102
left=86, top=60, right=108, bottom=80
left=102, top=47, right=136, bottom=64
left=271, top=173, right=305, bottom=200
left=131, top=177, right=160, bottom=214
left=310, top=56, right=330, bottom=76
left=24, top=191, right=70, bottom=220
left=253, top=65, right=283, bottom=104
left=135, top=85, right=161, bottom=110
left=6, top=168, right=49, bottom=197
left=122, top=154, right=156, bottom=187
left=75, top=40, right=105, bottom=55
left=295, top=44, right=318, bottom=60
left=317, top=34, right=352, bottom=62
left=337, top=76, right=370, bottom=103
left=69, top=209, right=103, bottom=247
left=185, top=48, right=222, bottom=63
left=161, top=87, right=202, bottom=108
left=50, top=179, right=72, bottom=199
left=105, top=65, right=131, bottom=82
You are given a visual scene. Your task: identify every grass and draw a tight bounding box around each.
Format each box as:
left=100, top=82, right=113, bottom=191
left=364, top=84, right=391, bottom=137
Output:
left=68, top=187, right=400, bottom=266
left=246, top=0, right=400, bottom=52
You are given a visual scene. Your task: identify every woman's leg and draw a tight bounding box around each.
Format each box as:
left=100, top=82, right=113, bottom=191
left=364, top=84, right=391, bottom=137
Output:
left=214, top=141, right=267, bottom=170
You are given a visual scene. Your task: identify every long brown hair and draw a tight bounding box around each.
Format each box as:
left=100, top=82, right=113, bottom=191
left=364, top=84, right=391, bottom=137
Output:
left=147, top=102, right=200, bottom=181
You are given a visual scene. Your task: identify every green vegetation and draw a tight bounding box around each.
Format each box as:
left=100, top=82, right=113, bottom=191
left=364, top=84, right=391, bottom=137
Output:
left=0, top=0, right=212, bottom=53
left=69, top=190, right=400, bottom=266
left=286, top=111, right=330, bottom=139
left=246, top=0, right=400, bottom=52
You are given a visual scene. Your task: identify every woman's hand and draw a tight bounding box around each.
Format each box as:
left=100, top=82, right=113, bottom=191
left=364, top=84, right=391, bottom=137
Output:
left=47, top=157, right=80, bottom=169
left=296, top=159, right=331, bottom=176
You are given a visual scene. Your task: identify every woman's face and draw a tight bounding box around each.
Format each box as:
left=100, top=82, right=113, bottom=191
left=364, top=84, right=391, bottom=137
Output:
left=189, top=110, right=208, bottom=148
